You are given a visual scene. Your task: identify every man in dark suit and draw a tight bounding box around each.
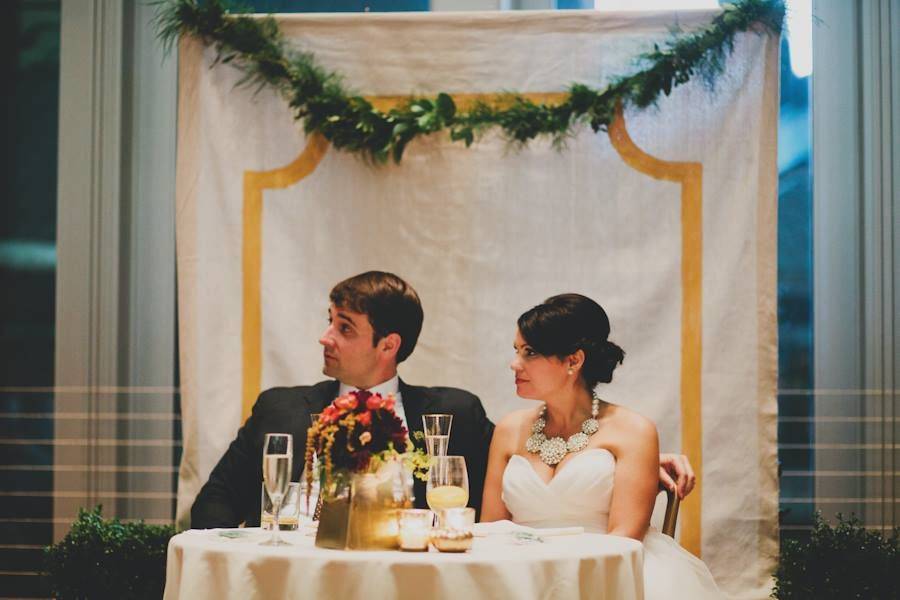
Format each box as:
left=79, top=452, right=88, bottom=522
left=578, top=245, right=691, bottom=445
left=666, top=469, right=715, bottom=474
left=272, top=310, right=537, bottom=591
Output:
left=191, top=271, right=493, bottom=528
left=191, top=271, right=695, bottom=528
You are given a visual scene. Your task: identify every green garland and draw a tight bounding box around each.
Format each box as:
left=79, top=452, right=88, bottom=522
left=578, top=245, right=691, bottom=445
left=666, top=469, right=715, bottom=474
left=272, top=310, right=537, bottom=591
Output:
left=155, top=0, right=784, bottom=164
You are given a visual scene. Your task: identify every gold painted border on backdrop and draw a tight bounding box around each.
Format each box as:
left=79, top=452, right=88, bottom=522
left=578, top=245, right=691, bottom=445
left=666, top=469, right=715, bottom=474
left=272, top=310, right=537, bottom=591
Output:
left=242, top=133, right=329, bottom=420
left=367, top=92, right=569, bottom=113
left=240, top=95, right=703, bottom=557
left=609, top=104, right=703, bottom=557
left=241, top=92, right=564, bottom=419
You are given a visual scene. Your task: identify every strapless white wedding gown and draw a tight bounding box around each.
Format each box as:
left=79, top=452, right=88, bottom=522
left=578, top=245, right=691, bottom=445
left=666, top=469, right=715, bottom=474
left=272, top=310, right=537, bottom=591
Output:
left=502, top=448, right=724, bottom=599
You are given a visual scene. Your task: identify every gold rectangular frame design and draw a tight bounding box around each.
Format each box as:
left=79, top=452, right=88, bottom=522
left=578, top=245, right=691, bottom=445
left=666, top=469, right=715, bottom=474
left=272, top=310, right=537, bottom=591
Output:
left=240, top=96, right=703, bottom=556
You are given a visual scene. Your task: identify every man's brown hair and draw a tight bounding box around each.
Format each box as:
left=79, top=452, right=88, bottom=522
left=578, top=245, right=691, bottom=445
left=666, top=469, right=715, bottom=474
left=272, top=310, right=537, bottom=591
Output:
left=329, top=271, right=424, bottom=363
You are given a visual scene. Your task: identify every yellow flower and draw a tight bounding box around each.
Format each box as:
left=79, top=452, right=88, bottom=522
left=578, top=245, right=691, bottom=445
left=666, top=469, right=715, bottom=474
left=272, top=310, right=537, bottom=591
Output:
left=359, top=431, right=372, bottom=446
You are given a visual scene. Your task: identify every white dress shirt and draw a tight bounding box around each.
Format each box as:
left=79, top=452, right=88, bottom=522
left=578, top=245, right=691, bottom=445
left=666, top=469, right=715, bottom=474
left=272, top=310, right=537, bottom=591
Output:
left=338, top=374, right=407, bottom=432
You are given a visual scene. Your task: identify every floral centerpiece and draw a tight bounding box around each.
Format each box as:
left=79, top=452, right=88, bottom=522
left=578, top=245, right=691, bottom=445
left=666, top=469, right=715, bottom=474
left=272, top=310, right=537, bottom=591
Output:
left=305, top=390, right=429, bottom=549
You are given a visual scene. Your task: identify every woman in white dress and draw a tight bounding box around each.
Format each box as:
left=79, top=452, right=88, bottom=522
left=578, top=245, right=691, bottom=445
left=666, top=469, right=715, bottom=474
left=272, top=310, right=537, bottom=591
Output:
left=480, top=293, right=723, bottom=599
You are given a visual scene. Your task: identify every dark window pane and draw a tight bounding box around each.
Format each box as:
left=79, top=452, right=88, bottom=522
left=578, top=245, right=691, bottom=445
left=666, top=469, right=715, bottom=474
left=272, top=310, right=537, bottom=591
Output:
left=776, top=30, right=814, bottom=542
left=1, top=1, right=60, bottom=597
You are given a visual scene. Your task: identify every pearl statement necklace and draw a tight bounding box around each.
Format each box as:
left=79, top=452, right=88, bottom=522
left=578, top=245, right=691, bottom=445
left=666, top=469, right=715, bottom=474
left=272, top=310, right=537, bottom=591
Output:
left=526, top=393, right=601, bottom=466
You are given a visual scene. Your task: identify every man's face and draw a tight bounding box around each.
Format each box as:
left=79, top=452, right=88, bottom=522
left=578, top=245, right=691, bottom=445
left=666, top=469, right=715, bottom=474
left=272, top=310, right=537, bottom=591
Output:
left=319, top=304, right=381, bottom=388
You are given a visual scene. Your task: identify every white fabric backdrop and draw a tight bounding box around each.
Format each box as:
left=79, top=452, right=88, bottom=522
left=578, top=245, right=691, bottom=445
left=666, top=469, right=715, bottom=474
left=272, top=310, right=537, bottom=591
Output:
left=175, top=9, right=779, bottom=598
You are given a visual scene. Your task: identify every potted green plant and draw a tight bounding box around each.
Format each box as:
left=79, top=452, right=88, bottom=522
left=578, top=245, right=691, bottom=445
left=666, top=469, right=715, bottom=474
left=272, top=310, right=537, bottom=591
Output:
left=44, top=506, right=175, bottom=599
left=772, top=512, right=898, bottom=599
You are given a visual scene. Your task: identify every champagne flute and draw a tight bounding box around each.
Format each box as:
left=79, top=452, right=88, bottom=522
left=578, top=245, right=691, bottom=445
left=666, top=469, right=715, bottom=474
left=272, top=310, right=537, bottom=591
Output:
left=261, top=433, right=292, bottom=546
left=426, top=455, right=469, bottom=512
left=422, top=414, right=452, bottom=456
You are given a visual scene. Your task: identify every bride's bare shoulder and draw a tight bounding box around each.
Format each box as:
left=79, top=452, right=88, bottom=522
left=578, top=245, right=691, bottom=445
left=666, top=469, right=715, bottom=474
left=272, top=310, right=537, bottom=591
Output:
left=602, top=403, right=658, bottom=443
left=495, top=407, right=538, bottom=437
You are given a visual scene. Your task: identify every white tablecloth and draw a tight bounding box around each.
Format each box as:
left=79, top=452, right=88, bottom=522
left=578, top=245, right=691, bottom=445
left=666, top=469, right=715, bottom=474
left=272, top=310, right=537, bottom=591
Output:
left=164, top=527, right=644, bottom=599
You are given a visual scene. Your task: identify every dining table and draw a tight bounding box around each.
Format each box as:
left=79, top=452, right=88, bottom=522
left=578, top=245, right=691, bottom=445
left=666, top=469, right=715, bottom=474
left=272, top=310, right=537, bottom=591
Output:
left=163, top=522, right=645, bottom=599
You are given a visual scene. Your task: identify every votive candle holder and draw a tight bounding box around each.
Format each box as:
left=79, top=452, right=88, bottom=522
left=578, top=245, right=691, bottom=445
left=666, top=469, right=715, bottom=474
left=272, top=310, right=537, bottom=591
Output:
left=398, top=509, right=432, bottom=552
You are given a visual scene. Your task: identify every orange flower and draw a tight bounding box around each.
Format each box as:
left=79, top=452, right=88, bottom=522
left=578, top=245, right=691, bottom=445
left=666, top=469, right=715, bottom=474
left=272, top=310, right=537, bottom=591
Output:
left=322, top=405, right=339, bottom=423
left=334, top=395, right=358, bottom=411
left=365, top=395, right=385, bottom=410
left=303, top=389, right=424, bottom=491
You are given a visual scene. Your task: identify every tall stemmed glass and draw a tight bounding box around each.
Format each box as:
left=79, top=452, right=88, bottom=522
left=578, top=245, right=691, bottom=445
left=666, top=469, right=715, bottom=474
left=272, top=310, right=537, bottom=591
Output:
left=422, top=414, right=452, bottom=456
left=261, top=433, right=292, bottom=546
left=426, top=455, right=469, bottom=512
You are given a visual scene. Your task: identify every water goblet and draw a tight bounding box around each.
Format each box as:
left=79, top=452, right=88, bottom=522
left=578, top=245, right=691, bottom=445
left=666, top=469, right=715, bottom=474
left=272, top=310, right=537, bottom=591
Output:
left=426, top=455, right=469, bottom=512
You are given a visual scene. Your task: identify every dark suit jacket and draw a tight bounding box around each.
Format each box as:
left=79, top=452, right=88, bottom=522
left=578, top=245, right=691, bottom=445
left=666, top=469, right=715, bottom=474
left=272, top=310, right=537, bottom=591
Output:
left=190, top=379, right=496, bottom=528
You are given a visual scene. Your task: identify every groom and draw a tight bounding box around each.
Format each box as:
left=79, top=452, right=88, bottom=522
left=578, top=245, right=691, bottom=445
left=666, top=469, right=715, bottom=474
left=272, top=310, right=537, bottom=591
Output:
left=191, top=271, right=694, bottom=528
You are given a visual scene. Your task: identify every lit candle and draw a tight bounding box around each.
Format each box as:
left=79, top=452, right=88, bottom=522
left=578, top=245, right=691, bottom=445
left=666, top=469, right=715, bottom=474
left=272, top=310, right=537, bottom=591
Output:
left=398, top=509, right=432, bottom=552
left=439, top=507, right=475, bottom=532
left=378, top=510, right=400, bottom=539
left=433, top=508, right=475, bottom=552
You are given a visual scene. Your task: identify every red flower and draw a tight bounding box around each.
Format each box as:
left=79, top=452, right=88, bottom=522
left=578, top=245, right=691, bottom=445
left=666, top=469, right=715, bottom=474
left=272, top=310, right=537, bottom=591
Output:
left=334, top=395, right=358, bottom=411
left=305, top=391, right=414, bottom=481
left=321, top=405, right=339, bottom=423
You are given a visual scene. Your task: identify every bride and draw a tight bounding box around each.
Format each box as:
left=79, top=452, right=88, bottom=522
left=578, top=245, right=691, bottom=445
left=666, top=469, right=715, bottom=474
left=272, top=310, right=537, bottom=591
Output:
left=480, top=293, right=723, bottom=599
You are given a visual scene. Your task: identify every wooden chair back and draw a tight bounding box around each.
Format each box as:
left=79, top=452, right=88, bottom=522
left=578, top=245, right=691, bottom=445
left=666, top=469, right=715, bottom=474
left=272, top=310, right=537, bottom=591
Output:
left=661, top=489, right=680, bottom=538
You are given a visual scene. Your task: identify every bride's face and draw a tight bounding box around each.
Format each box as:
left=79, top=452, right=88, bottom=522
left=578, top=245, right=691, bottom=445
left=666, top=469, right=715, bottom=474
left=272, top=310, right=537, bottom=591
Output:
left=510, top=330, right=570, bottom=400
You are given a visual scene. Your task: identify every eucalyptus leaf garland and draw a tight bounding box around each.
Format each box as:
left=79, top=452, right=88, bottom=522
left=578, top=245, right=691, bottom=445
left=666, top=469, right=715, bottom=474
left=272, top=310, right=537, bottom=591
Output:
left=155, top=0, right=784, bottom=164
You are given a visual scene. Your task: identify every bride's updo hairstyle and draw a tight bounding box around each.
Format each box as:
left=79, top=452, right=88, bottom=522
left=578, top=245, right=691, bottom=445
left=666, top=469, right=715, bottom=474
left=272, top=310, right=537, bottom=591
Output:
left=517, top=293, right=625, bottom=389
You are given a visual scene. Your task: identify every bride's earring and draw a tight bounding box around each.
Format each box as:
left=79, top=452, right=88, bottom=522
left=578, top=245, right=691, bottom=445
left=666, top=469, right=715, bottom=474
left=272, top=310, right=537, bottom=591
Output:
left=567, top=367, right=574, bottom=375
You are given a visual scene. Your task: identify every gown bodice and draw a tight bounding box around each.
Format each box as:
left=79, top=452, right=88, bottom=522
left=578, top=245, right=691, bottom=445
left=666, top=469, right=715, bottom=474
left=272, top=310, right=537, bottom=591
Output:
left=500, top=446, right=725, bottom=599
left=502, top=448, right=615, bottom=532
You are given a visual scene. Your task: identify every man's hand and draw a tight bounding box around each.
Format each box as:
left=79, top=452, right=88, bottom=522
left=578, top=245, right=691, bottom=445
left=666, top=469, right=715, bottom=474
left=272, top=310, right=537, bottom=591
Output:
left=659, top=453, right=695, bottom=499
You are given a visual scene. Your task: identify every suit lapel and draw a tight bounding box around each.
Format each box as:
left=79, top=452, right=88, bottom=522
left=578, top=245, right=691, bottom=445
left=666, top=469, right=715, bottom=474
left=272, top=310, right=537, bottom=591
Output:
left=306, top=380, right=339, bottom=413
left=399, top=379, right=436, bottom=453
left=290, top=381, right=339, bottom=481
left=400, top=380, right=442, bottom=510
